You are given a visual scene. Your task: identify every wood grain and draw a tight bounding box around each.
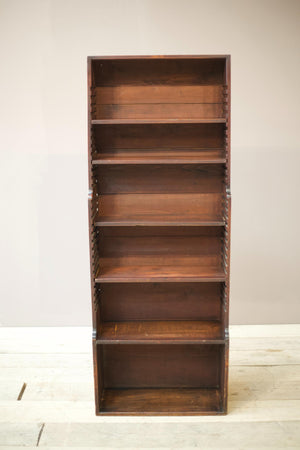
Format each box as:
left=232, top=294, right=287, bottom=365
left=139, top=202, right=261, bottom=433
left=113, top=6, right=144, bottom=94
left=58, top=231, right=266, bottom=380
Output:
left=98, top=321, right=223, bottom=343
left=92, top=57, right=226, bottom=85
left=97, top=164, right=224, bottom=194
left=101, top=388, right=222, bottom=415
left=88, top=55, right=231, bottom=415
left=92, top=149, right=226, bottom=165
left=93, top=123, right=225, bottom=150
left=96, top=265, right=225, bottom=283
left=100, top=283, right=222, bottom=321
left=101, top=344, right=221, bottom=387
left=95, top=85, right=223, bottom=104
left=96, top=194, right=224, bottom=225
left=95, top=103, right=224, bottom=120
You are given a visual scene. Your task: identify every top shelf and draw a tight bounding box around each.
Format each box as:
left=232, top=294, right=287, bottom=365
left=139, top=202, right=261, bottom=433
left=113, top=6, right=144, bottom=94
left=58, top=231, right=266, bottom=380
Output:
left=91, top=119, right=226, bottom=125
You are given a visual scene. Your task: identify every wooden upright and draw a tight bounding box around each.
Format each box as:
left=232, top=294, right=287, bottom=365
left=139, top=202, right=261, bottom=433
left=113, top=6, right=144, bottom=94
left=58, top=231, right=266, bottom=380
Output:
left=88, top=55, right=231, bottom=415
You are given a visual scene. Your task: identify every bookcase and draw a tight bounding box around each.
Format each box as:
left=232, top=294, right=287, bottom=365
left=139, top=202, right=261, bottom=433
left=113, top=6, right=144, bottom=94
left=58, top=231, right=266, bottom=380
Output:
left=88, top=55, right=231, bottom=415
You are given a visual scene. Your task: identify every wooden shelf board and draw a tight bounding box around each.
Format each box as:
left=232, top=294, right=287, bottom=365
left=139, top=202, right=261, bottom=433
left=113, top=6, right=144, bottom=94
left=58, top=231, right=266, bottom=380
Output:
left=92, top=118, right=226, bottom=125
left=98, top=388, right=223, bottom=415
left=92, top=149, right=226, bottom=165
left=95, top=193, right=224, bottom=228
left=95, top=265, right=225, bottom=283
left=95, top=216, right=225, bottom=227
left=97, top=320, right=223, bottom=344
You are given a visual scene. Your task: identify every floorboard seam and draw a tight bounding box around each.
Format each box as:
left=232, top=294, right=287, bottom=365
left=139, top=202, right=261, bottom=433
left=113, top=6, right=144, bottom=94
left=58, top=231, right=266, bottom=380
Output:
left=17, top=382, right=27, bottom=401
left=36, top=422, right=45, bottom=446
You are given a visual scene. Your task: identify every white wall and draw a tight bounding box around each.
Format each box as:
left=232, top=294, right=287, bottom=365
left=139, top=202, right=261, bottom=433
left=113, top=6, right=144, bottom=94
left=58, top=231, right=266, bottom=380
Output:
left=0, top=0, right=299, bottom=325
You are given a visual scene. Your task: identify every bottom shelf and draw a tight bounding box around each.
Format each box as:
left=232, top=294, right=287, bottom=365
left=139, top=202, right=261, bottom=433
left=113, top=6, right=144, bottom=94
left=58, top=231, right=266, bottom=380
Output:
left=95, top=342, right=227, bottom=415
left=98, top=388, right=223, bottom=415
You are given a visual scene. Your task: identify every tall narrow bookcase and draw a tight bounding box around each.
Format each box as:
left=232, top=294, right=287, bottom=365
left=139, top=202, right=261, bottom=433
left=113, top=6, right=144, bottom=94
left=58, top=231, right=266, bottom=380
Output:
left=88, top=55, right=231, bottom=415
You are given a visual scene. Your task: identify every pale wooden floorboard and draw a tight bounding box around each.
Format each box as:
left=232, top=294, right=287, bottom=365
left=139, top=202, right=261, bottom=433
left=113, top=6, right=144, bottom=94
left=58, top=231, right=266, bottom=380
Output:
left=0, top=365, right=298, bottom=403
left=0, top=400, right=299, bottom=424
left=0, top=379, right=25, bottom=401
left=0, top=423, right=42, bottom=446
left=0, top=353, right=92, bottom=369
left=0, top=325, right=299, bottom=448
left=38, top=421, right=300, bottom=447
left=2, top=448, right=299, bottom=450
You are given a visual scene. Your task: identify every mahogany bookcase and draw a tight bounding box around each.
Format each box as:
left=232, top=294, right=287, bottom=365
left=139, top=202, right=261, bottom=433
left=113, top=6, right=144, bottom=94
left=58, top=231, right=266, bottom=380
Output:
left=88, top=55, right=231, bottom=415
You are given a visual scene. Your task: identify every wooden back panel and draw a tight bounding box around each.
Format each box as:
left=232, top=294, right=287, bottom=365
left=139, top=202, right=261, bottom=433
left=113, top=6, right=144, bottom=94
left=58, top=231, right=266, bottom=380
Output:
left=96, top=165, right=225, bottom=222
left=97, top=165, right=224, bottom=194
left=99, top=227, right=223, bottom=268
left=92, top=59, right=226, bottom=120
left=102, top=344, right=222, bottom=388
left=100, top=283, right=222, bottom=321
left=93, top=123, right=225, bottom=151
left=98, top=194, right=223, bottom=223
left=92, top=58, right=225, bottom=85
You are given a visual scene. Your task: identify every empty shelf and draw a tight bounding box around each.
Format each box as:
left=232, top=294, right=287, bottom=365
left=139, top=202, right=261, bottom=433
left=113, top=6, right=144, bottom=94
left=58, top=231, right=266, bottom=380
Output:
left=98, top=388, right=223, bottom=415
left=95, top=192, right=225, bottom=227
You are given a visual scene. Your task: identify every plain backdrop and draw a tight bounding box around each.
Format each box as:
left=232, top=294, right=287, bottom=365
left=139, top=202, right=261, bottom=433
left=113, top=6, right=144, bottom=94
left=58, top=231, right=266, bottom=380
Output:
left=0, top=0, right=299, bottom=326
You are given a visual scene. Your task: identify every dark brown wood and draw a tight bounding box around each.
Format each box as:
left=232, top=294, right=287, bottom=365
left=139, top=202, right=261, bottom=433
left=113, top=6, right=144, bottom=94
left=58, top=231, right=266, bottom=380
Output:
left=98, top=321, right=223, bottom=344
left=100, top=388, right=222, bottom=415
left=95, top=104, right=224, bottom=120
left=95, top=226, right=224, bottom=284
left=101, top=344, right=222, bottom=387
left=93, top=123, right=225, bottom=152
left=92, top=118, right=226, bottom=124
left=96, top=164, right=224, bottom=194
left=96, top=194, right=224, bottom=226
left=100, top=283, right=222, bottom=321
left=94, top=164, right=224, bottom=225
left=88, top=55, right=231, bottom=415
left=95, top=265, right=226, bottom=283
left=95, top=85, right=223, bottom=104
left=91, top=57, right=226, bottom=86
left=92, top=149, right=226, bottom=165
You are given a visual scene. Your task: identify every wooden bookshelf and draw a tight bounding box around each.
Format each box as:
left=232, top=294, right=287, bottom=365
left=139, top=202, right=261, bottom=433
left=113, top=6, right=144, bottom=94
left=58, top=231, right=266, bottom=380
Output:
left=88, top=55, right=231, bottom=415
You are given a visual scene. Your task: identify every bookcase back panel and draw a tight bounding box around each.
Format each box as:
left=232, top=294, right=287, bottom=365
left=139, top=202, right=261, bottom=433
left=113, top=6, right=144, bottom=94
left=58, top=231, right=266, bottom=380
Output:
left=99, top=227, right=223, bottom=268
left=92, top=58, right=226, bottom=86
left=92, top=59, right=225, bottom=120
left=94, top=123, right=225, bottom=150
left=95, top=85, right=223, bottom=104
left=100, top=283, right=222, bottom=321
left=101, top=344, right=222, bottom=388
left=95, top=103, right=223, bottom=120
left=97, top=165, right=224, bottom=194
left=98, top=193, right=223, bottom=223
left=95, top=165, right=224, bottom=222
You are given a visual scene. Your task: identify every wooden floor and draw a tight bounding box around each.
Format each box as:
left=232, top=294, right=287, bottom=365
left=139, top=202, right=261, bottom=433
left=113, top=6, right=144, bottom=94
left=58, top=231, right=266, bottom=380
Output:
left=0, top=325, right=299, bottom=448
